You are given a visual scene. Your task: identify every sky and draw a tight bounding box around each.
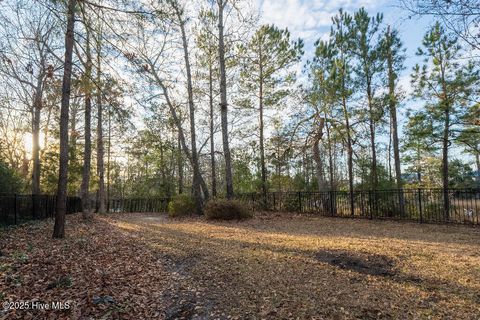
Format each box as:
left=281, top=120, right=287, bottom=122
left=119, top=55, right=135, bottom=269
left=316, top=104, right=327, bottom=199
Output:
left=251, top=0, right=474, bottom=164
left=255, top=0, right=434, bottom=94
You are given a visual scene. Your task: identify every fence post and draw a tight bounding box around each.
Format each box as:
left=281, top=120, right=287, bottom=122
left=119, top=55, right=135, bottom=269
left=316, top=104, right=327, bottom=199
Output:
left=369, top=190, right=373, bottom=220
left=444, top=188, right=450, bottom=222
left=350, top=190, right=355, bottom=216
left=14, top=194, right=17, bottom=225
left=329, top=191, right=334, bottom=216
left=31, top=194, right=35, bottom=219
left=298, top=192, right=302, bottom=212
left=418, top=188, right=423, bottom=223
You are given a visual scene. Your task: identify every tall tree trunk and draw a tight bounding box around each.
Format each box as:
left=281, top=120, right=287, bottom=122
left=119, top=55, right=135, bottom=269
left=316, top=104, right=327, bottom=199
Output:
left=53, top=0, right=76, bottom=239
left=416, top=146, right=422, bottom=184
left=387, top=117, right=393, bottom=182
left=209, top=60, right=217, bottom=197
left=217, top=0, right=234, bottom=199
left=177, top=135, right=184, bottom=194
left=325, top=116, right=335, bottom=191
left=386, top=26, right=405, bottom=214
left=96, top=34, right=106, bottom=214
left=342, top=96, right=354, bottom=216
left=313, top=118, right=326, bottom=192
left=31, top=94, right=41, bottom=219
left=440, top=62, right=450, bottom=221
left=32, top=94, right=41, bottom=195
left=442, top=106, right=450, bottom=220
left=476, top=149, right=480, bottom=185
left=386, top=28, right=402, bottom=179
left=366, top=80, right=378, bottom=190
left=325, top=116, right=336, bottom=215
left=107, top=105, right=111, bottom=208
left=148, top=65, right=210, bottom=200
left=259, top=51, right=267, bottom=202
left=175, top=6, right=204, bottom=214
left=81, top=21, right=92, bottom=219
left=44, top=102, right=52, bottom=151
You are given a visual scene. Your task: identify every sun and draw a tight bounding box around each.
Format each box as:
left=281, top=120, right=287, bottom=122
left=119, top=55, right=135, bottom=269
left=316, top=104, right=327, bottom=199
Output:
left=23, top=132, right=45, bottom=159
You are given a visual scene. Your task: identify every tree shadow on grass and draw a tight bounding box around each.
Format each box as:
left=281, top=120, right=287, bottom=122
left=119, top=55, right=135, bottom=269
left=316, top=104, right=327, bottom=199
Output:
left=111, top=215, right=480, bottom=317
left=220, top=212, right=480, bottom=248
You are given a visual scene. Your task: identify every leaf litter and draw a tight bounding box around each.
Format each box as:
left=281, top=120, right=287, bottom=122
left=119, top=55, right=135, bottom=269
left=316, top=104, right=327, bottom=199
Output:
left=0, top=212, right=479, bottom=319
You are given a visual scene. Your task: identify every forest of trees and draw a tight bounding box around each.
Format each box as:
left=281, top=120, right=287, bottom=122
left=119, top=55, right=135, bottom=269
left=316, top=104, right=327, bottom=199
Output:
left=0, top=1, right=478, bottom=236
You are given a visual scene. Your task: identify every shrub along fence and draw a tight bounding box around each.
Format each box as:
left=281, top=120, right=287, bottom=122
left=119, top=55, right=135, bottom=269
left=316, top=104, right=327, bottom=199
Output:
left=235, top=189, right=480, bottom=225
left=0, top=194, right=81, bottom=227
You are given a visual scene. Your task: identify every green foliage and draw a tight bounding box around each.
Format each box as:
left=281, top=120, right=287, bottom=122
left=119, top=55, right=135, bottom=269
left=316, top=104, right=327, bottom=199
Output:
left=12, top=250, right=28, bottom=263
left=0, top=160, right=23, bottom=193
left=204, top=199, right=253, bottom=220
left=411, top=22, right=478, bottom=145
left=409, top=22, right=478, bottom=188
left=238, top=24, right=304, bottom=110
left=40, top=142, right=85, bottom=195
left=284, top=194, right=301, bottom=212
left=402, top=111, right=439, bottom=183
left=449, top=159, right=476, bottom=188
left=120, top=121, right=177, bottom=198
left=356, top=160, right=396, bottom=190
left=47, top=275, right=72, bottom=289
left=232, top=156, right=257, bottom=193
left=270, top=174, right=295, bottom=192
left=457, top=103, right=480, bottom=163
left=167, top=194, right=195, bottom=218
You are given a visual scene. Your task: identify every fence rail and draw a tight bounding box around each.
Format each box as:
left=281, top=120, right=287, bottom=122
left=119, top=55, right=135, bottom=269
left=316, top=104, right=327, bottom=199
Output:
left=3, top=189, right=479, bottom=227
left=107, top=197, right=170, bottom=213
left=0, top=194, right=82, bottom=227
left=236, top=189, right=480, bottom=225
left=0, top=194, right=170, bottom=227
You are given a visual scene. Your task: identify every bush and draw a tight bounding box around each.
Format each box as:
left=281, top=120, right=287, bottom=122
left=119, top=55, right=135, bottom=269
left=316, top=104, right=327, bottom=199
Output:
left=0, top=160, right=23, bottom=193
left=204, top=199, right=253, bottom=220
left=168, top=194, right=195, bottom=217
left=284, top=195, right=301, bottom=212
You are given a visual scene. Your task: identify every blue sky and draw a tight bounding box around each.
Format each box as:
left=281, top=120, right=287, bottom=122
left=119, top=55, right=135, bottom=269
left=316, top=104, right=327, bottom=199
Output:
left=255, top=0, right=434, bottom=94
left=253, top=0, right=473, bottom=164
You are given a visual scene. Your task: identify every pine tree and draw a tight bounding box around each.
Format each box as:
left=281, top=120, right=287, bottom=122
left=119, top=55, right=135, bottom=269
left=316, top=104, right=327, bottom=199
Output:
left=53, top=0, right=77, bottom=239
left=349, top=8, right=384, bottom=190
left=411, top=22, right=478, bottom=219
left=238, top=24, right=303, bottom=200
left=381, top=26, right=406, bottom=189
left=331, top=9, right=356, bottom=215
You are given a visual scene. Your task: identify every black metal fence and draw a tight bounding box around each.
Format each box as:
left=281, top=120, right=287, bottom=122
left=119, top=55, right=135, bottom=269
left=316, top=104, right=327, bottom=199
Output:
left=3, top=189, right=478, bottom=227
left=235, top=189, right=480, bottom=225
left=107, top=197, right=170, bottom=213
left=0, top=194, right=170, bottom=227
left=0, top=194, right=82, bottom=227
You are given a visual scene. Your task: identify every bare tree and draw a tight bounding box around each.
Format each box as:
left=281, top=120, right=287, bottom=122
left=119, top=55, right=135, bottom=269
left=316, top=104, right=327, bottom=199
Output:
left=170, top=0, right=204, bottom=214
left=217, top=0, right=234, bottom=199
left=95, top=24, right=106, bottom=214
left=402, top=0, right=480, bottom=51
left=78, top=4, right=94, bottom=219
left=0, top=1, right=60, bottom=195
left=53, top=0, right=77, bottom=239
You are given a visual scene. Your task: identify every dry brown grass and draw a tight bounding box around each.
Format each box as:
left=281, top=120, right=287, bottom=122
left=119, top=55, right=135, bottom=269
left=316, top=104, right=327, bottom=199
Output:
left=1, top=212, right=480, bottom=319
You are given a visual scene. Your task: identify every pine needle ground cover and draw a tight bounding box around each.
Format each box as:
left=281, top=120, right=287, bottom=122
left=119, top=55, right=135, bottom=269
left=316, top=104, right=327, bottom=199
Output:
left=1, top=212, right=479, bottom=319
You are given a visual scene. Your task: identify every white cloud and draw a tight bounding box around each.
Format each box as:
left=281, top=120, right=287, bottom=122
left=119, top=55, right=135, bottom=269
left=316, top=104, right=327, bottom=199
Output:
left=255, top=0, right=387, bottom=43
left=398, top=73, right=413, bottom=96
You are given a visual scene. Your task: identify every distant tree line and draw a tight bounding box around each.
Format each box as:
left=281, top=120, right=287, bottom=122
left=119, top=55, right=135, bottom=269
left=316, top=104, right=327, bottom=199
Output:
left=0, top=0, right=478, bottom=237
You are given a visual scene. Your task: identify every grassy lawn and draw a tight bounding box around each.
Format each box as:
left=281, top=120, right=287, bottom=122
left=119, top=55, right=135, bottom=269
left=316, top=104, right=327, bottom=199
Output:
left=1, top=212, right=480, bottom=319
